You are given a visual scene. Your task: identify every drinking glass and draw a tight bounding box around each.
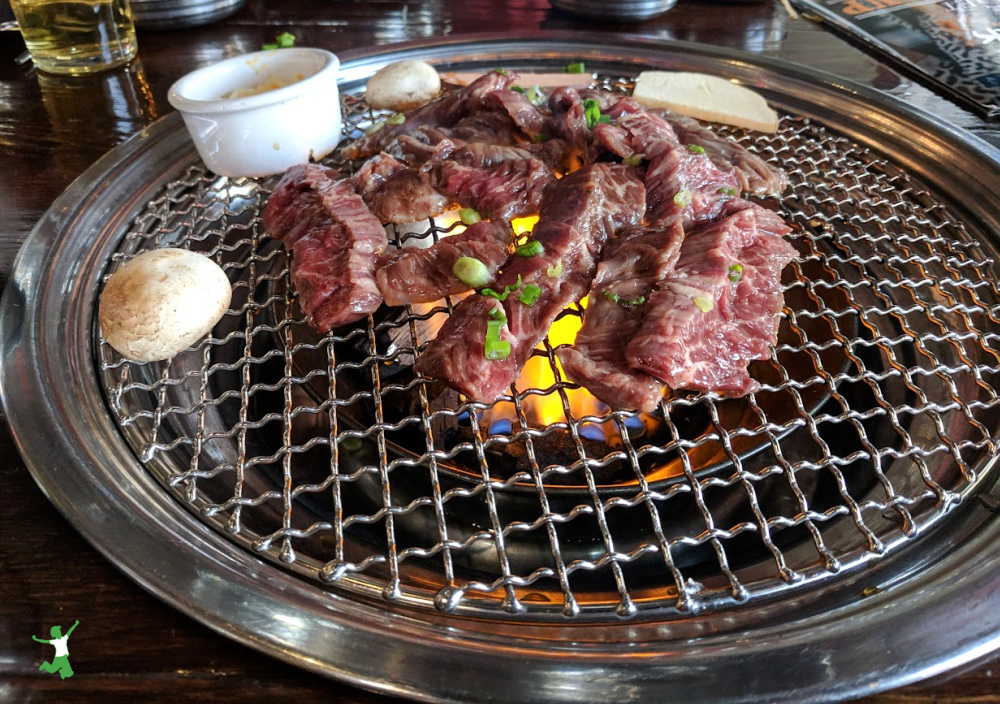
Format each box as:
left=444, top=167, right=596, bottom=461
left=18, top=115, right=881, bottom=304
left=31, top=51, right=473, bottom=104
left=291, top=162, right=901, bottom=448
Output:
left=10, top=0, right=138, bottom=75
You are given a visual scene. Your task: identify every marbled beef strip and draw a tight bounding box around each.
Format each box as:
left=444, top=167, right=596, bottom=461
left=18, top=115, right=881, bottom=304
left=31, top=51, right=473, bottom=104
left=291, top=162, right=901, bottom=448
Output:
left=557, top=225, right=684, bottom=412
left=352, top=152, right=450, bottom=224
left=626, top=203, right=796, bottom=396
left=485, top=89, right=552, bottom=140
left=263, top=164, right=387, bottom=332
left=415, top=163, right=645, bottom=401
left=435, top=157, right=553, bottom=222
left=657, top=110, right=788, bottom=196
left=343, top=69, right=517, bottom=160
left=375, top=220, right=513, bottom=306
left=585, top=92, right=788, bottom=197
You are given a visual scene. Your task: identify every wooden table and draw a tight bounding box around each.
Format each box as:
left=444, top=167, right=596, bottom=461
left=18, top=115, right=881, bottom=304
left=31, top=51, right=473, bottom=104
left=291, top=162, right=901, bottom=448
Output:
left=1, top=0, right=997, bottom=700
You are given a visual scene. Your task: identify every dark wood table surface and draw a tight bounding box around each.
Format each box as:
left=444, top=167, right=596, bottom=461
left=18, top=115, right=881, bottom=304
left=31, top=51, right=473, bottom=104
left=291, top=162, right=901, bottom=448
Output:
left=1, top=0, right=998, bottom=701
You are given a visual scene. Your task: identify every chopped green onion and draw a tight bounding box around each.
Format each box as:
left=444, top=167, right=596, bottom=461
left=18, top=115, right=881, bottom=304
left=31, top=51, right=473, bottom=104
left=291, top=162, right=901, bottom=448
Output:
left=515, top=240, right=544, bottom=257
left=482, top=274, right=522, bottom=301
left=364, top=120, right=385, bottom=136
left=532, top=132, right=550, bottom=143
left=261, top=43, right=278, bottom=51
left=602, top=289, right=645, bottom=306
left=483, top=305, right=510, bottom=359
left=452, top=257, right=492, bottom=288
left=687, top=143, right=706, bottom=154
left=728, top=264, right=743, bottom=282
left=511, top=85, right=525, bottom=93
left=495, top=67, right=509, bottom=75
left=484, top=339, right=512, bottom=360
left=583, top=98, right=602, bottom=129
left=546, top=261, right=563, bottom=278
left=623, top=154, right=643, bottom=166
left=674, top=189, right=693, bottom=207
left=718, top=186, right=738, bottom=197
left=597, top=115, right=612, bottom=124
left=386, top=113, right=406, bottom=125
left=526, top=85, right=545, bottom=107
left=519, top=283, right=542, bottom=306
left=276, top=31, right=296, bottom=48
left=459, top=207, right=481, bottom=225
left=693, top=295, right=714, bottom=312
left=486, top=319, right=504, bottom=341
left=565, top=62, right=586, bottom=74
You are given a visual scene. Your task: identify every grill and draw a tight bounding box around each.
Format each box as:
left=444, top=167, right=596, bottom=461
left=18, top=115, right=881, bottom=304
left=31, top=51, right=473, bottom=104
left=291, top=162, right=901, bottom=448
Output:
left=6, top=36, right=1000, bottom=703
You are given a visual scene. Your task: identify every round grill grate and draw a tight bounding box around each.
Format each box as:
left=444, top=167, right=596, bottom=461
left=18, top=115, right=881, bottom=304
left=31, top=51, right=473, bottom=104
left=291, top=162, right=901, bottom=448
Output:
left=96, top=72, right=1000, bottom=621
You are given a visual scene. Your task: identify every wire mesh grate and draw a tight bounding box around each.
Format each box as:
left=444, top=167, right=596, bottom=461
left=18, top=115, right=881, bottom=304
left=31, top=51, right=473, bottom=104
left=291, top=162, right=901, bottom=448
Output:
left=97, top=75, right=1000, bottom=620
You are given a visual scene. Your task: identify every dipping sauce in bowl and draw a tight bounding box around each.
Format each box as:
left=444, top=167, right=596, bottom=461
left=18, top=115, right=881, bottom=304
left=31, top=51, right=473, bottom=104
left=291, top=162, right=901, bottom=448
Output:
left=168, top=48, right=341, bottom=177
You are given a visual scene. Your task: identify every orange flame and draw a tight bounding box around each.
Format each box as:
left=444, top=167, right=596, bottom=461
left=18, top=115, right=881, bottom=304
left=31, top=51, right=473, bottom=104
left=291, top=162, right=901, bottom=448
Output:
left=419, top=213, right=610, bottom=433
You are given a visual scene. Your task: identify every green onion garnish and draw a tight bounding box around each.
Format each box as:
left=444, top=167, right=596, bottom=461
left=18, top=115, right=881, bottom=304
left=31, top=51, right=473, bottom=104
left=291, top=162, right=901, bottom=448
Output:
left=459, top=207, right=481, bottom=225
left=623, top=154, right=643, bottom=166
left=263, top=31, right=296, bottom=50
left=515, top=240, right=544, bottom=257
left=511, top=85, right=525, bottom=93
left=674, top=189, right=693, bottom=207
left=546, top=261, right=563, bottom=278
left=693, top=295, right=714, bottom=312
left=495, top=67, right=509, bottom=75
left=533, top=132, right=550, bottom=143
left=519, top=283, right=542, bottom=306
left=565, top=62, right=586, bottom=74
left=484, top=339, right=512, bottom=360
left=452, top=257, right=492, bottom=288
left=688, top=144, right=706, bottom=154
left=718, top=186, right=738, bottom=197
left=597, top=115, right=612, bottom=124
left=486, top=319, right=504, bottom=341
left=602, top=290, right=645, bottom=306
left=386, top=113, right=406, bottom=125
left=526, top=85, right=545, bottom=107
left=364, top=120, right=385, bottom=136
left=728, top=264, right=743, bottom=282
left=488, top=306, right=506, bottom=322
left=482, top=274, right=522, bottom=301
left=583, top=98, right=602, bottom=129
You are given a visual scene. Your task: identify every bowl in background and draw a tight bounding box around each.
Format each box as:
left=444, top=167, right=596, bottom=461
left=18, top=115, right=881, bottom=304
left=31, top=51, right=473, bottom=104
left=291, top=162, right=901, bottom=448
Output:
left=168, top=48, right=342, bottom=178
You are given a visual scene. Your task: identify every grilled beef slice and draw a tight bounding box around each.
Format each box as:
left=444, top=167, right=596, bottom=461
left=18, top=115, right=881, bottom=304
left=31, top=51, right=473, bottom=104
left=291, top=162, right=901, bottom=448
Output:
left=375, top=220, right=513, bottom=306
left=263, top=163, right=387, bottom=331
left=557, top=225, right=684, bottom=412
left=414, top=163, right=645, bottom=401
left=626, top=203, right=796, bottom=395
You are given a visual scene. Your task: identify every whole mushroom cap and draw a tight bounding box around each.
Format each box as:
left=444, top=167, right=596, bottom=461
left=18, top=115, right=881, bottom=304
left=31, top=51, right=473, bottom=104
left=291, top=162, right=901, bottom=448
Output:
left=99, top=249, right=232, bottom=363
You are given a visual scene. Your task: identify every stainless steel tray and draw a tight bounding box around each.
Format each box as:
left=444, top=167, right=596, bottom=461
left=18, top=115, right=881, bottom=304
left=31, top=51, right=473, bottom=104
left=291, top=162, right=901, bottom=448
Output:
left=3, top=34, right=1000, bottom=704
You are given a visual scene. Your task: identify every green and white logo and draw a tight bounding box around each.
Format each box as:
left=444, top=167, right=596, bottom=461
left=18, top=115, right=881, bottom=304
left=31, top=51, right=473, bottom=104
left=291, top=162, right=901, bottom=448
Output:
left=32, top=620, right=79, bottom=679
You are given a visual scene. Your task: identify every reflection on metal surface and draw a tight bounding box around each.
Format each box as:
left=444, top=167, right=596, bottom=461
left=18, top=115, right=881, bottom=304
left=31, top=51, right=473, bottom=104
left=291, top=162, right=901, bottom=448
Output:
left=4, top=36, right=1000, bottom=704
left=37, top=59, right=158, bottom=172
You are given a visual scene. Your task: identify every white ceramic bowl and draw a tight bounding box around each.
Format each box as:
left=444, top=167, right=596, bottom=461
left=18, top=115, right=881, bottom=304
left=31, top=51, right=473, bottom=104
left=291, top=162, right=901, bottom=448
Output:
left=167, top=48, right=342, bottom=177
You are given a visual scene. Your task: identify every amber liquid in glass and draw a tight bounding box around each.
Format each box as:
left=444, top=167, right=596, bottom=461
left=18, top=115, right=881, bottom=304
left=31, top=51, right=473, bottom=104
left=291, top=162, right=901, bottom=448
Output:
left=11, top=0, right=137, bottom=75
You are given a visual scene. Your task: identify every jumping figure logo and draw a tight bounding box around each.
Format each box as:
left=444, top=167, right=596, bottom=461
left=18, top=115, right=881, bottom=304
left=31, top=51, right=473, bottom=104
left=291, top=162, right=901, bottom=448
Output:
left=32, top=620, right=79, bottom=679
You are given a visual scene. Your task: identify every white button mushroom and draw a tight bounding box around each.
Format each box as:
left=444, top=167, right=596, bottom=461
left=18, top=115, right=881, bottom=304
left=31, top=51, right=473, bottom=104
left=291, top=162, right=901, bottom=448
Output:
left=99, top=248, right=232, bottom=363
left=365, top=60, right=441, bottom=112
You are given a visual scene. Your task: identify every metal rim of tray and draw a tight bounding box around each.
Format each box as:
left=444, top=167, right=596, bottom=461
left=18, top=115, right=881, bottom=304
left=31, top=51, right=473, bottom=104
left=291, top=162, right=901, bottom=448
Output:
left=3, top=33, right=1000, bottom=704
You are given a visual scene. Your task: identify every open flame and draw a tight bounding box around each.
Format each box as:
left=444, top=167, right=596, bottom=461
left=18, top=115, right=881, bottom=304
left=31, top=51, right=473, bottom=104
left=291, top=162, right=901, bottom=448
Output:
left=408, top=213, right=647, bottom=443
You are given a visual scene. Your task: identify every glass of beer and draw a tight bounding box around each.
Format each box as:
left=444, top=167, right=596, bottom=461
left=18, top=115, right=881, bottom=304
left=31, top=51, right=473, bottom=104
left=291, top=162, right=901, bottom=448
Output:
left=10, top=0, right=138, bottom=75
